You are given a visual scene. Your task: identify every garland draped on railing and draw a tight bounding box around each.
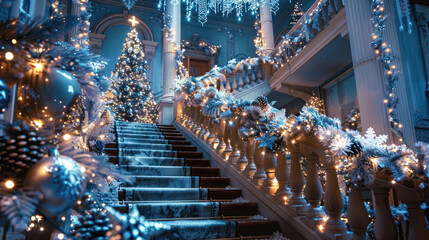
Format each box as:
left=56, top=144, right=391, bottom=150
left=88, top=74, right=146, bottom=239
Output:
left=175, top=76, right=429, bottom=191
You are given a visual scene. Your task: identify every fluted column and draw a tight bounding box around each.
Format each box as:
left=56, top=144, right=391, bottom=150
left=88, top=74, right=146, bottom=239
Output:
left=303, top=153, right=323, bottom=220
left=30, top=0, right=47, bottom=23
left=160, top=1, right=180, bottom=124
left=244, top=137, right=257, bottom=177
left=253, top=143, right=267, bottom=186
left=372, top=181, right=398, bottom=240
left=275, top=150, right=292, bottom=200
left=260, top=1, right=275, bottom=52
left=344, top=0, right=392, bottom=141
left=347, top=185, right=369, bottom=240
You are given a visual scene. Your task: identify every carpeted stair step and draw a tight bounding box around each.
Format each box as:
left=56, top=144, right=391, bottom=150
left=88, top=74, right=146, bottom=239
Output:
left=117, top=157, right=185, bottom=166
left=184, top=158, right=211, bottom=167
left=117, top=137, right=168, bottom=144
left=119, top=187, right=209, bottom=201
left=130, top=202, right=220, bottom=219
left=124, top=176, right=200, bottom=188
left=120, top=166, right=191, bottom=176
left=156, top=220, right=236, bottom=239
left=118, top=188, right=242, bottom=201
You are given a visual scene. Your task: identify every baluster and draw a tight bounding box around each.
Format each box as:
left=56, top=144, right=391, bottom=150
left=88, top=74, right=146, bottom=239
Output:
left=262, top=149, right=278, bottom=195
left=275, top=150, right=292, bottom=201
left=286, top=141, right=307, bottom=211
left=237, top=70, right=243, bottom=91
left=188, top=106, right=195, bottom=129
left=221, top=120, right=233, bottom=160
left=216, top=120, right=226, bottom=154
left=244, top=137, right=257, bottom=177
left=347, top=185, right=369, bottom=240
left=323, top=160, right=348, bottom=235
left=404, top=200, right=429, bottom=239
left=256, top=61, right=262, bottom=83
left=243, top=68, right=249, bottom=88
left=198, top=114, right=206, bottom=138
left=194, top=107, right=202, bottom=134
left=236, top=137, right=248, bottom=171
left=206, top=117, right=216, bottom=144
left=231, top=72, right=237, bottom=93
left=210, top=119, right=220, bottom=149
left=303, top=153, right=324, bottom=220
left=229, top=120, right=240, bottom=164
left=225, top=73, right=231, bottom=93
left=372, top=181, right=398, bottom=240
left=218, top=75, right=225, bottom=92
left=185, top=106, right=192, bottom=128
left=253, top=142, right=267, bottom=186
left=202, top=115, right=210, bottom=140
left=250, top=66, right=256, bottom=86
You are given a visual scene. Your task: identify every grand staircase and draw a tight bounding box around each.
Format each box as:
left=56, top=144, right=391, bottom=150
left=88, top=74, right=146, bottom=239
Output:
left=105, top=121, right=279, bottom=239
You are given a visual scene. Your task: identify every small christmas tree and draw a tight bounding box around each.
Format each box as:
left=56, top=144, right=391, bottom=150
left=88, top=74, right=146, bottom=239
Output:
left=106, top=28, right=158, bottom=123
left=290, top=0, right=304, bottom=26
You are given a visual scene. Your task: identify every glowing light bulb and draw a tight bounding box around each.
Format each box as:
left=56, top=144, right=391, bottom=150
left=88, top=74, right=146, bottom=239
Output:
left=5, top=52, right=14, bottom=61
left=63, top=134, right=71, bottom=141
left=5, top=180, right=14, bottom=189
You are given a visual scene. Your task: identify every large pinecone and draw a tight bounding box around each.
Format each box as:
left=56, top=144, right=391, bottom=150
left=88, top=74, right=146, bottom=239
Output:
left=0, top=122, right=45, bottom=184
left=71, top=208, right=112, bottom=240
left=255, top=95, right=268, bottom=110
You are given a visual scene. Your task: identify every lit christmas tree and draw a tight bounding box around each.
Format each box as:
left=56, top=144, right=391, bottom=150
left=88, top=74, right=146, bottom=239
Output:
left=106, top=28, right=158, bottom=123
left=290, top=0, right=304, bottom=26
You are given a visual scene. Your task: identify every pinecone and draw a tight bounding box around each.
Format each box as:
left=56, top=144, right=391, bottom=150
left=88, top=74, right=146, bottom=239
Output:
left=0, top=122, right=45, bottom=184
left=71, top=208, right=112, bottom=240
left=255, top=95, right=268, bottom=110
left=93, top=140, right=105, bottom=155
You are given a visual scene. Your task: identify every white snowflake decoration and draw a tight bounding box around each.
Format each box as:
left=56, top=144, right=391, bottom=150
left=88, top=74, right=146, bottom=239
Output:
left=356, top=127, right=388, bottom=149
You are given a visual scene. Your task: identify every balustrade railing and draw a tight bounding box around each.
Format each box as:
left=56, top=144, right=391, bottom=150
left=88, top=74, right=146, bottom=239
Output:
left=196, top=58, right=270, bottom=95
left=177, top=103, right=429, bottom=240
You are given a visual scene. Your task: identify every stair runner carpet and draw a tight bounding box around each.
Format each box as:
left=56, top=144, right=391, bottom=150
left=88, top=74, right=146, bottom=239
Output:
left=106, top=121, right=278, bottom=240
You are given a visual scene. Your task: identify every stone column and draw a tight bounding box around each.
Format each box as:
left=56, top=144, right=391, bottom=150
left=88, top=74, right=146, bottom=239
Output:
left=260, top=2, right=275, bottom=52
left=160, top=2, right=180, bottom=124
left=30, top=0, right=47, bottom=23
left=10, top=0, right=21, bottom=18
left=343, top=0, right=392, bottom=141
